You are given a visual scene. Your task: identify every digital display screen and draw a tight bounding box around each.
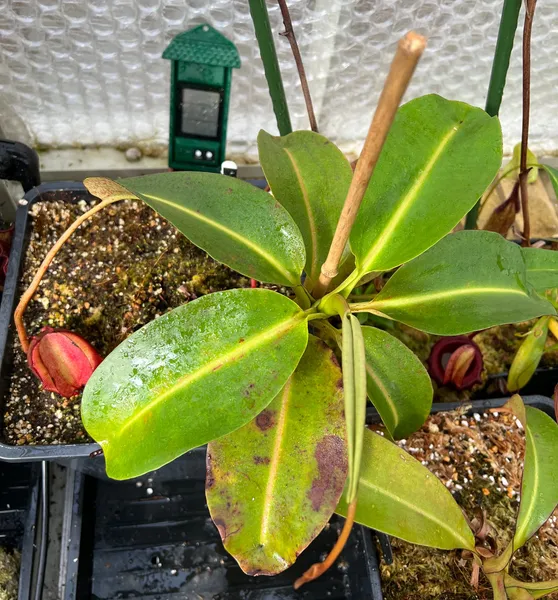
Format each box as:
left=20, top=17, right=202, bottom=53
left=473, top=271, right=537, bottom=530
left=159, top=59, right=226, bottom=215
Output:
left=180, top=88, right=221, bottom=138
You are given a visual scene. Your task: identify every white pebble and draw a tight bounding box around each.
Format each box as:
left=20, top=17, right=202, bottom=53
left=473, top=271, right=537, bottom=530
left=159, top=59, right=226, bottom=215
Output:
left=125, top=147, right=142, bottom=162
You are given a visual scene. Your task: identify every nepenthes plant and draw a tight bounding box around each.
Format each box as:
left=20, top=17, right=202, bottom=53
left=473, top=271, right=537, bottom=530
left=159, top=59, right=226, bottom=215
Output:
left=14, top=83, right=558, bottom=594
left=61, top=91, right=556, bottom=593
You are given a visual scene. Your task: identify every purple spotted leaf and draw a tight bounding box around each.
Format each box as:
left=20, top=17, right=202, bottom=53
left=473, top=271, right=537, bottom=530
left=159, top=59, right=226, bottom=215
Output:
left=206, top=335, right=347, bottom=575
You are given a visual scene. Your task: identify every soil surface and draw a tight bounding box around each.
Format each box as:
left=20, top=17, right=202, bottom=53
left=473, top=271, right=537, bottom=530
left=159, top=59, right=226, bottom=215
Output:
left=0, top=547, right=20, bottom=600
left=374, top=408, right=558, bottom=600
left=3, top=197, right=260, bottom=445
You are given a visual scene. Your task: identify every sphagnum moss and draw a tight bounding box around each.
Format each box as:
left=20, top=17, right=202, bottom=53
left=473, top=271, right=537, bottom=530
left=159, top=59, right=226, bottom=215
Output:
left=375, top=409, right=558, bottom=600
left=0, top=547, right=20, bottom=600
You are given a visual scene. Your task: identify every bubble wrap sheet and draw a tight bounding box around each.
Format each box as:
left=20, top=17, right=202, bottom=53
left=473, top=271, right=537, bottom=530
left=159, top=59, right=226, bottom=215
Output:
left=0, top=0, right=557, bottom=157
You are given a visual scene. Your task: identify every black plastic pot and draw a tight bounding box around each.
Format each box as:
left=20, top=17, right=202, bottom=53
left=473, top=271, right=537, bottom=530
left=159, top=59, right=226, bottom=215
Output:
left=429, top=394, right=555, bottom=418
left=486, top=367, right=558, bottom=399
left=58, top=450, right=383, bottom=600
left=0, top=461, right=40, bottom=600
left=369, top=395, right=556, bottom=597
left=0, top=182, right=100, bottom=464
left=0, top=179, right=271, bottom=470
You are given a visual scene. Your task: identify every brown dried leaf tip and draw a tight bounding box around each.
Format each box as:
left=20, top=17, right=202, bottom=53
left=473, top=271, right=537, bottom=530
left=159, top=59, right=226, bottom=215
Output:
left=83, top=177, right=139, bottom=202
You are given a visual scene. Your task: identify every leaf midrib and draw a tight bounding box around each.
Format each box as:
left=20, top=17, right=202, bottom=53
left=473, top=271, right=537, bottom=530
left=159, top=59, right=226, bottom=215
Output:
left=527, top=267, right=558, bottom=272
left=140, top=193, right=299, bottom=285
left=358, top=124, right=460, bottom=275
left=374, top=286, right=530, bottom=310
left=115, top=313, right=305, bottom=439
left=514, top=426, right=539, bottom=547
left=283, top=147, right=319, bottom=282
left=359, top=477, right=473, bottom=550
left=259, top=379, right=292, bottom=543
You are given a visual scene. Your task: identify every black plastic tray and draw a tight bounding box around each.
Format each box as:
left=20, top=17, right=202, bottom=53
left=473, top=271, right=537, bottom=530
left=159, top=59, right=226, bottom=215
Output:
left=59, top=451, right=383, bottom=600
left=0, top=461, right=40, bottom=600
left=0, top=182, right=104, bottom=462
left=57, top=396, right=555, bottom=600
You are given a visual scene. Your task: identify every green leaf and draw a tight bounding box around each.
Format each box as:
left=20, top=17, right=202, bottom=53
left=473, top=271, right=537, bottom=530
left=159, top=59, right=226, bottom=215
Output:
left=82, top=289, right=309, bottom=479
left=350, top=94, right=502, bottom=277
left=362, top=327, right=432, bottom=439
left=502, top=143, right=538, bottom=184
left=206, top=336, right=346, bottom=575
left=522, top=247, right=558, bottom=295
left=342, top=313, right=367, bottom=504
left=507, top=587, right=535, bottom=600
left=258, top=130, right=353, bottom=288
left=507, top=317, right=550, bottom=392
left=364, top=231, right=555, bottom=335
left=542, top=164, right=558, bottom=198
left=505, top=575, right=558, bottom=600
left=336, top=429, right=476, bottom=551
left=513, top=405, right=558, bottom=550
left=117, top=172, right=306, bottom=287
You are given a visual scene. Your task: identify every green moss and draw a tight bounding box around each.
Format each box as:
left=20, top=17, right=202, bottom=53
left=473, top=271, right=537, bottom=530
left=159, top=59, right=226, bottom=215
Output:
left=0, top=547, right=20, bottom=600
left=476, top=321, right=558, bottom=376
left=381, top=541, right=481, bottom=600
left=379, top=411, right=558, bottom=600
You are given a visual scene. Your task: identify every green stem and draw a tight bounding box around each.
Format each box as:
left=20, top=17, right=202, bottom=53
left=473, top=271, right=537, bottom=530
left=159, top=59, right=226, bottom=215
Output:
left=318, top=292, right=350, bottom=318
left=485, top=0, right=523, bottom=117
left=484, top=541, right=514, bottom=575
left=310, top=320, right=342, bottom=351
left=248, top=0, right=292, bottom=135
left=306, top=312, right=328, bottom=322
left=318, top=269, right=362, bottom=309
left=486, top=571, right=510, bottom=600
left=465, top=0, right=522, bottom=230
left=293, top=284, right=312, bottom=309
left=348, top=299, right=390, bottom=319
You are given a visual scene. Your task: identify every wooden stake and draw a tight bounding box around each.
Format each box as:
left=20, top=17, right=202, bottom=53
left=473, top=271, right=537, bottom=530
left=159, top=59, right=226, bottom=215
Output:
left=312, top=31, right=426, bottom=298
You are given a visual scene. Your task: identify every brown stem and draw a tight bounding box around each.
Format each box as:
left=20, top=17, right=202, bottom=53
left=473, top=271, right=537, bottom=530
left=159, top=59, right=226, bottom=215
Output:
left=277, top=0, right=318, bottom=132
left=312, top=32, right=426, bottom=298
left=520, top=0, right=537, bottom=247
left=14, top=196, right=122, bottom=353
left=293, top=499, right=357, bottom=589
